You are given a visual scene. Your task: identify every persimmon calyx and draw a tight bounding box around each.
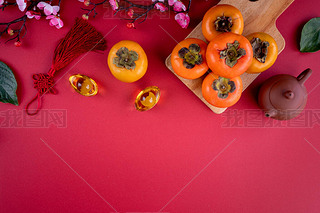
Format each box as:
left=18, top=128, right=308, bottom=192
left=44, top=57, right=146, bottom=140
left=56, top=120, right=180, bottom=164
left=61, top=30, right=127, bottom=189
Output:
left=250, top=37, right=269, bottom=63
left=212, top=77, right=236, bottom=99
left=178, top=43, right=203, bottom=69
left=214, top=15, right=233, bottom=32
left=220, top=40, right=246, bottom=68
left=113, top=47, right=139, bottom=70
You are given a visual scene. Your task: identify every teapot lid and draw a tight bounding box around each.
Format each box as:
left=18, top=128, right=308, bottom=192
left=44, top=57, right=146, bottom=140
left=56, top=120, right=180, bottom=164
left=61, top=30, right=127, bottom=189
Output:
left=269, top=78, right=305, bottom=110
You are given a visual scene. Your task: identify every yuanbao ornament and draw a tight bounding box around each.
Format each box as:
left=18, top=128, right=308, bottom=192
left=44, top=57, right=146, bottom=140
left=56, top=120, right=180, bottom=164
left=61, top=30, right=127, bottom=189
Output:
left=25, top=18, right=107, bottom=115
left=258, top=69, right=312, bottom=120
left=78, top=0, right=192, bottom=29
left=0, top=0, right=63, bottom=45
left=69, top=74, right=98, bottom=96
left=0, top=61, right=19, bottom=106
left=135, top=86, right=160, bottom=112
left=108, top=40, right=148, bottom=83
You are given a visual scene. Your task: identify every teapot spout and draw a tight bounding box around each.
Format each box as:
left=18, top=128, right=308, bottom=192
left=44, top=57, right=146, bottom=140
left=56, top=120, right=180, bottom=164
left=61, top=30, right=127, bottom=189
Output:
left=265, top=110, right=277, bottom=118
left=297, top=68, right=312, bottom=85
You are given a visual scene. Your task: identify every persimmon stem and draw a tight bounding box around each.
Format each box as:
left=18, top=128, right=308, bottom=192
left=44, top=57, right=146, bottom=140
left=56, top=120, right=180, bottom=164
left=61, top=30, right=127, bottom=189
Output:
left=214, top=15, right=233, bottom=32
left=250, top=37, right=269, bottom=63
left=220, top=40, right=246, bottom=68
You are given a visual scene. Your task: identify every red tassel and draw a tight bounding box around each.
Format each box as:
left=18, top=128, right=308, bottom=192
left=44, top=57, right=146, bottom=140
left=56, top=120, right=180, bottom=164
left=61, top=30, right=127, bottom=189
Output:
left=26, top=18, right=107, bottom=115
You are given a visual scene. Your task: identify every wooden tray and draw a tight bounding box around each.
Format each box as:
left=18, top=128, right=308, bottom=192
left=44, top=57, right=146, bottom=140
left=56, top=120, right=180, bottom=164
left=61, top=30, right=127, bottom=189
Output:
left=165, top=0, right=295, bottom=114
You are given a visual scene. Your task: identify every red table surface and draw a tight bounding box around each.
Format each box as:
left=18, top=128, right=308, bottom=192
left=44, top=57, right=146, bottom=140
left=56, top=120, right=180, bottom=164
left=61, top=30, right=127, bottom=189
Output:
left=1, top=0, right=320, bottom=212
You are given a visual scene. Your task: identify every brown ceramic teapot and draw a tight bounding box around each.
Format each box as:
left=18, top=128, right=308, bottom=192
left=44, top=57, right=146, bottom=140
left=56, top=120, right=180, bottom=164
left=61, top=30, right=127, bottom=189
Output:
left=258, top=68, right=312, bottom=120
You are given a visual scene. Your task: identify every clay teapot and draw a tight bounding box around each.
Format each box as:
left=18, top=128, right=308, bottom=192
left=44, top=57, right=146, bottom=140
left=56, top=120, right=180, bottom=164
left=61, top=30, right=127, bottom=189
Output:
left=258, top=68, right=312, bottom=120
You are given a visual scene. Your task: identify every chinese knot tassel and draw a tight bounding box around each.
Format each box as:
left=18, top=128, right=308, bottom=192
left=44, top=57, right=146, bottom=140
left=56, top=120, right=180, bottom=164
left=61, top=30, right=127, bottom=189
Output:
left=26, top=18, right=107, bottom=115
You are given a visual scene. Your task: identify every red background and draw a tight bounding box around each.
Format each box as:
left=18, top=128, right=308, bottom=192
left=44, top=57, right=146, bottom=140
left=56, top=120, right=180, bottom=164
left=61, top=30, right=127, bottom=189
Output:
left=1, top=0, right=320, bottom=212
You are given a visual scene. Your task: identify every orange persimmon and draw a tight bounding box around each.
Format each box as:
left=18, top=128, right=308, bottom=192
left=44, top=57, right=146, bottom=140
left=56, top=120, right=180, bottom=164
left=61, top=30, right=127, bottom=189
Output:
left=246, top=32, right=278, bottom=74
left=202, top=72, right=243, bottom=108
left=202, top=4, right=244, bottom=41
left=108, top=40, right=148, bottom=83
left=171, top=38, right=209, bottom=79
left=206, top=32, right=253, bottom=79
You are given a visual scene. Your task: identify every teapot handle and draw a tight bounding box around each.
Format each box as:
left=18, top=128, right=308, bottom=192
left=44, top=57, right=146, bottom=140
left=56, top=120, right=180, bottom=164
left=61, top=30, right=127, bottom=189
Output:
left=297, top=68, right=312, bottom=85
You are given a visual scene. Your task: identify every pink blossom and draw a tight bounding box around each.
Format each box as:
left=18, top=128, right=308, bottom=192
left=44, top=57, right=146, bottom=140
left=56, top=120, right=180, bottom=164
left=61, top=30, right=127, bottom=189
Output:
left=16, top=0, right=27, bottom=12
left=78, top=0, right=90, bottom=6
left=37, top=2, right=47, bottom=9
left=127, top=22, right=135, bottom=29
left=168, top=0, right=176, bottom=6
left=14, top=41, right=22, bottom=47
left=82, top=14, right=89, bottom=20
left=0, top=0, right=4, bottom=5
left=127, top=8, right=134, bottom=18
left=175, top=13, right=190, bottom=29
left=168, top=0, right=186, bottom=11
left=7, top=28, right=14, bottom=36
left=37, top=2, right=60, bottom=16
left=46, top=15, right=64, bottom=29
left=109, top=0, right=119, bottom=11
left=26, top=11, right=41, bottom=20
left=173, top=1, right=186, bottom=12
left=154, top=3, right=168, bottom=12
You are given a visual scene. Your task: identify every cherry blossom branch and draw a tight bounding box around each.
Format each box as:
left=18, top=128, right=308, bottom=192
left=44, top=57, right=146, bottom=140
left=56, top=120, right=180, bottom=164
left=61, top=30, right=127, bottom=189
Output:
left=81, top=0, right=107, bottom=18
left=186, top=0, right=191, bottom=12
left=7, top=16, right=27, bottom=44
left=0, top=0, right=64, bottom=46
left=118, top=0, right=156, bottom=25
left=0, top=15, right=27, bottom=45
left=0, top=1, right=39, bottom=44
left=0, top=3, right=16, bottom=12
left=80, top=0, right=192, bottom=28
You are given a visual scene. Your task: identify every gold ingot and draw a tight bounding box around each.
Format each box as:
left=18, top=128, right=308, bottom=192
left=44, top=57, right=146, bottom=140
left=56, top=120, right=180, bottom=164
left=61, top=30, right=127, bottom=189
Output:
left=135, top=86, right=160, bottom=111
left=69, top=74, right=98, bottom=96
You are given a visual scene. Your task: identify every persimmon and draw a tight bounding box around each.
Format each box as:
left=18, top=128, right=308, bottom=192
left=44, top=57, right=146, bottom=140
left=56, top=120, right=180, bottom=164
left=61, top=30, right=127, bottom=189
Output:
left=202, top=72, right=243, bottom=108
left=246, top=32, right=278, bottom=74
left=171, top=38, right=209, bottom=79
left=206, top=32, right=253, bottom=79
left=108, top=40, right=148, bottom=83
left=202, top=4, right=244, bottom=41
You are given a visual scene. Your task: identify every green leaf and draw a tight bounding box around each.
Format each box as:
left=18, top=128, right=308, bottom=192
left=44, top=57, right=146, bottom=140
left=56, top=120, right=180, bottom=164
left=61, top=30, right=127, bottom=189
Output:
left=0, top=61, right=19, bottom=106
left=300, top=17, right=320, bottom=52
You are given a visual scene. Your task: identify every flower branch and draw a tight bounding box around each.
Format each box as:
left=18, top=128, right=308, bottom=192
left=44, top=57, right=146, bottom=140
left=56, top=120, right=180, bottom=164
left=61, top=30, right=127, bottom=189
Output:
left=81, top=0, right=107, bottom=19
left=79, top=0, right=192, bottom=28
left=0, top=1, right=17, bottom=11
left=0, top=0, right=64, bottom=46
left=0, top=15, right=27, bottom=46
